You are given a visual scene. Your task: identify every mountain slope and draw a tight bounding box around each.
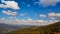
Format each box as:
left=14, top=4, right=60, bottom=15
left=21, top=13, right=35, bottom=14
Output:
left=6, top=22, right=60, bottom=34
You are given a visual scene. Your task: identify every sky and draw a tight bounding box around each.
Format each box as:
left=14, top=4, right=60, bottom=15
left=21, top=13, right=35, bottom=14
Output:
left=0, top=0, right=60, bottom=26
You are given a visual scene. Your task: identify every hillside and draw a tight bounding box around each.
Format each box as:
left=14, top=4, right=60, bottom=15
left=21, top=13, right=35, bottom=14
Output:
left=6, top=22, right=60, bottom=34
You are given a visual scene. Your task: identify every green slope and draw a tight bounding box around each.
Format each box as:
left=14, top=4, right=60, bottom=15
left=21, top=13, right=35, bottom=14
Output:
left=6, top=22, right=60, bottom=34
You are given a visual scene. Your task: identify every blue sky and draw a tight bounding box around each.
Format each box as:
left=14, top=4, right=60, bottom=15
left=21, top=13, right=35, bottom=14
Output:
left=0, top=0, right=60, bottom=26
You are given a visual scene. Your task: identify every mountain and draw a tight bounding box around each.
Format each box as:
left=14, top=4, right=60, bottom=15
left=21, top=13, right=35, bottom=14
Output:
left=0, top=23, right=36, bottom=34
left=6, top=22, right=60, bottom=34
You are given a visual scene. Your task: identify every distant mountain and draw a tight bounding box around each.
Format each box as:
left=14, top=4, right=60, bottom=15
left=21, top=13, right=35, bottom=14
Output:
left=6, top=22, right=60, bottom=34
left=0, top=23, right=36, bottom=34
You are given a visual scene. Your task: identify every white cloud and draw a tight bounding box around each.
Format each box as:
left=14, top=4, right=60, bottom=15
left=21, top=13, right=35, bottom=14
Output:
left=39, top=0, right=60, bottom=6
left=0, top=0, right=20, bottom=10
left=27, top=18, right=33, bottom=23
left=21, top=19, right=26, bottom=23
left=35, top=20, right=44, bottom=23
left=55, top=13, right=60, bottom=20
left=39, top=14, right=46, bottom=18
left=56, top=13, right=60, bottom=17
left=48, top=12, right=56, bottom=17
left=28, top=18, right=32, bottom=21
left=49, top=20, right=58, bottom=23
left=0, top=12, right=60, bottom=26
left=48, top=12, right=60, bottom=20
left=2, top=10, right=17, bottom=16
left=48, top=12, right=60, bottom=17
left=15, top=18, right=20, bottom=23
left=50, top=17, right=55, bottom=20
left=0, top=18, right=59, bottom=26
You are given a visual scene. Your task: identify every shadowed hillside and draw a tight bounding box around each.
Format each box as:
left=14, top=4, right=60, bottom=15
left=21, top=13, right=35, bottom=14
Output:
left=6, top=22, right=60, bottom=34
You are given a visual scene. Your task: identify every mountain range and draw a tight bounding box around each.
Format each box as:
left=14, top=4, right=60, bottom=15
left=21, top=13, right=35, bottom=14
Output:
left=0, top=23, right=36, bottom=34
left=6, top=22, right=60, bottom=34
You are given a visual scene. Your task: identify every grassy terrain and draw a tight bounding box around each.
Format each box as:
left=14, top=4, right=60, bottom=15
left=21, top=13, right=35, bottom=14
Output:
left=6, top=22, right=60, bottom=34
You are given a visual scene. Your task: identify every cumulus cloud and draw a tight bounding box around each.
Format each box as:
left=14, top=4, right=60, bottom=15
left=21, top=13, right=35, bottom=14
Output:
left=0, top=0, right=20, bottom=9
left=56, top=13, right=60, bottom=17
left=39, top=14, right=46, bottom=18
left=49, top=20, right=58, bottom=23
left=0, top=12, right=60, bottom=26
left=15, top=18, right=20, bottom=23
left=48, top=12, right=60, bottom=20
left=48, top=12, right=56, bottom=17
left=35, top=20, right=44, bottom=23
left=39, top=0, right=60, bottom=6
left=48, top=12, right=60, bottom=17
left=0, top=17, right=59, bottom=26
left=28, top=18, right=32, bottom=21
left=55, top=13, right=60, bottom=20
left=2, top=10, right=17, bottom=16
left=21, top=19, right=27, bottom=23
